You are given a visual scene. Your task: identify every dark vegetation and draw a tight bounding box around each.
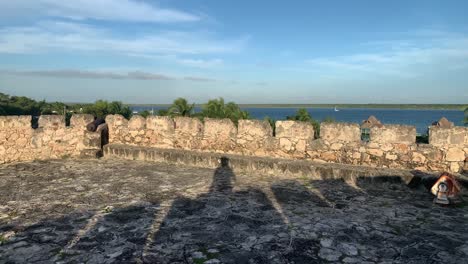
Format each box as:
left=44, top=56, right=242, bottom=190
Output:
left=132, top=103, right=468, bottom=110
left=465, top=107, right=468, bottom=124
left=0, top=92, right=132, bottom=120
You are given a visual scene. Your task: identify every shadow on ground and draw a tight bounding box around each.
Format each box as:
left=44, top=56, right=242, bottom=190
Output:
left=1, top=159, right=468, bottom=263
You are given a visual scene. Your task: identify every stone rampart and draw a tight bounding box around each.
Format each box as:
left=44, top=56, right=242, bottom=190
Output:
left=105, top=115, right=467, bottom=173
left=3, top=114, right=467, bottom=173
left=0, top=115, right=101, bottom=163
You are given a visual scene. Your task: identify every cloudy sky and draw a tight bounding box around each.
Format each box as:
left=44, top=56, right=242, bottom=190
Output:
left=0, top=0, right=467, bottom=103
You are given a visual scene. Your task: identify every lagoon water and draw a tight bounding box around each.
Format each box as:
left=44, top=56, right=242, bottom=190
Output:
left=131, top=106, right=465, bottom=134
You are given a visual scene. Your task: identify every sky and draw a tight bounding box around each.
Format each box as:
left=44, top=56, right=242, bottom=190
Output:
left=0, top=0, right=467, bottom=104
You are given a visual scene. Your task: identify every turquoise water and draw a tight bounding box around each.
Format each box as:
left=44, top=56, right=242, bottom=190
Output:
left=131, top=106, right=465, bottom=134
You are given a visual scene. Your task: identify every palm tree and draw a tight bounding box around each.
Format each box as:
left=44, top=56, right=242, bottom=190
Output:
left=202, top=98, right=225, bottom=118
left=168, top=98, right=195, bottom=117
left=202, top=97, right=249, bottom=124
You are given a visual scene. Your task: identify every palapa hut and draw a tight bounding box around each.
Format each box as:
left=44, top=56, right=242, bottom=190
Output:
left=361, top=115, right=383, bottom=129
left=431, top=117, right=454, bottom=128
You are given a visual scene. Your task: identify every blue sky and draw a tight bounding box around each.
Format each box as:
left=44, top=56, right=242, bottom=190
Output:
left=0, top=0, right=467, bottom=103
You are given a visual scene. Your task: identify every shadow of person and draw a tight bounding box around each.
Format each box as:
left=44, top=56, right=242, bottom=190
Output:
left=147, top=157, right=290, bottom=264
left=209, top=157, right=236, bottom=193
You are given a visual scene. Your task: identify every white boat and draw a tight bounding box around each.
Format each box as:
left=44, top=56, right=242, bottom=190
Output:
left=334, top=106, right=339, bottom=112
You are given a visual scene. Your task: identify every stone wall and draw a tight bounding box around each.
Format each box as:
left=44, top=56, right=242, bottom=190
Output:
left=105, top=114, right=468, bottom=173
left=3, top=113, right=465, bottom=173
left=0, top=115, right=102, bottom=163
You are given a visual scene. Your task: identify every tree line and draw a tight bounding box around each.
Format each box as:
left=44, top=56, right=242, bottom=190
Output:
left=3, top=92, right=465, bottom=134
left=0, top=93, right=331, bottom=134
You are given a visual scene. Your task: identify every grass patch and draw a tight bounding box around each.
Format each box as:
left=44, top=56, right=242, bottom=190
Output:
left=0, top=234, right=7, bottom=245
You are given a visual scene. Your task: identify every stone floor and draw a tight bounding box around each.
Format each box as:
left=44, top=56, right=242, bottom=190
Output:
left=0, top=158, right=467, bottom=264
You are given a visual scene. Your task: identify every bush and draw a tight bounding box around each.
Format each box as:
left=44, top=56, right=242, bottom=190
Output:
left=264, top=116, right=276, bottom=136
left=287, top=108, right=320, bottom=138
left=83, top=100, right=132, bottom=119
left=202, top=98, right=250, bottom=125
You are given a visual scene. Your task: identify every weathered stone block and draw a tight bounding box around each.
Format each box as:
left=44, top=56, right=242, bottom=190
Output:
left=39, top=115, right=65, bottom=129
left=201, top=118, right=237, bottom=152
left=429, top=126, right=467, bottom=146
left=146, top=116, right=175, bottom=133
left=0, top=116, right=32, bottom=128
left=320, top=122, right=360, bottom=143
left=276, top=120, right=314, bottom=140
left=367, top=149, right=383, bottom=157
left=370, top=125, right=416, bottom=144
left=174, top=117, right=203, bottom=136
left=238, top=119, right=272, bottom=139
left=128, top=115, right=146, bottom=130
left=411, top=152, right=426, bottom=163
left=445, top=148, right=465, bottom=162
left=105, top=114, right=128, bottom=128
left=204, top=118, right=237, bottom=139
left=70, top=114, right=94, bottom=128
left=385, top=153, right=398, bottom=160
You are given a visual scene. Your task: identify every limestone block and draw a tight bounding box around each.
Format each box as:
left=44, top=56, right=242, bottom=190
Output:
left=429, top=126, right=467, bottom=146
left=146, top=116, right=175, bottom=133
left=174, top=117, right=203, bottom=136
left=276, top=120, right=314, bottom=140
left=238, top=119, right=272, bottom=139
left=385, top=153, right=398, bottom=160
left=70, top=114, right=94, bottom=128
left=279, top=138, right=292, bottom=151
left=411, top=152, right=426, bottom=163
left=128, top=115, right=146, bottom=130
left=445, top=148, right=465, bottom=162
left=105, top=114, right=128, bottom=128
left=370, top=125, right=416, bottom=144
left=330, top=143, right=343, bottom=150
left=39, top=115, right=65, bottom=129
left=321, top=151, right=337, bottom=161
left=320, top=122, right=360, bottom=143
left=204, top=118, right=237, bottom=139
left=450, top=162, right=461, bottom=173
left=367, top=149, right=383, bottom=157
left=0, top=116, right=32, bottom=128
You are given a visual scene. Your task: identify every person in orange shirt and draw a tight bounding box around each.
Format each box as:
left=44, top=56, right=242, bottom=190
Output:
left=431, top=172, right=462, bottom=205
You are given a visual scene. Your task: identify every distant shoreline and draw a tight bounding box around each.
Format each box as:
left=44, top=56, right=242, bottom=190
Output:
left=128, top=104, right=467, bottom=110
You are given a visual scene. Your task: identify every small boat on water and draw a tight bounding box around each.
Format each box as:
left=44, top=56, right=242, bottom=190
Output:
left=334, top=106, right=339, bottom=112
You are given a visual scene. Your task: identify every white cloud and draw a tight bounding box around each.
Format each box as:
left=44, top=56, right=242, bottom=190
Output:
left=0, top=69, right=222, bottom=82
left=0, top=21, right=248, bottom=57
left=303, top=33, right=468, bottom=78
left=0, top=69, right=174, bottom=80
left=177, top=58, right=224, bottom=69
left=0, top=0, right=199, bottom=23
left=183, top=76, right=217, bottom=82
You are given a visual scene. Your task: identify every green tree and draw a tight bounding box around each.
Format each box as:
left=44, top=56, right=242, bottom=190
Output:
left=322, top=116, right=335, bottom=123
left=139, top=110, right=151, bottom=118
left=168, top=98, right=195, bottom=117
left=202, top=97, right=250, bottom=124
left=287, top=108, right=320, bottom=138
left=158, top=109, right=169, bottom=116
left=83, top=100, right=132, bottom=119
